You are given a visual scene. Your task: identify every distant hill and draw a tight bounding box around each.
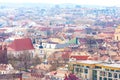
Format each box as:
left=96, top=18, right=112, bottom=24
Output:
left=0, top=3, right=111, bottom=9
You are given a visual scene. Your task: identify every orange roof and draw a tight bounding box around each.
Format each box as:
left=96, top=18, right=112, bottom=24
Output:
left=8, top=38, right=34, bottom=51
left=100, top=55, right=109, bottom=61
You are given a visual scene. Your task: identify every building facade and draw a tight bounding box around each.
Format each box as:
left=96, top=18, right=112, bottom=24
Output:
left=70, top=60, right=120, bottom=80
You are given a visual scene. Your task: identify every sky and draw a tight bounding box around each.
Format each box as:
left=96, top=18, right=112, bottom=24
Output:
left=0, top=0, right=120, bottom=6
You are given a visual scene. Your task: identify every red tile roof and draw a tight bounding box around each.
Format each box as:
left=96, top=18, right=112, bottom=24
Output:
left=8, top=38, right=34, bottom=51
left=70, top=56, right=89, bottom=60
left=62, top=52, right=70, bottom=59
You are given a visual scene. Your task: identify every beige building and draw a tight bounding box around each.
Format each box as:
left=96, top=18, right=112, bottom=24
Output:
left=70, top=60, right=120, bottom=80
left=45, top=67, right=69, bottom=80
left=114, top=26, right=120, bottom=41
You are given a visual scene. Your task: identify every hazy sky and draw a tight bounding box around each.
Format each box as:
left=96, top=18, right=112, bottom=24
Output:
left=0, top=0, right=120, bottom=6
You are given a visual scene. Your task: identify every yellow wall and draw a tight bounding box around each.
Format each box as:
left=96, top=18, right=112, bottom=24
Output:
left=114, top=26, right=120, bottom=41
left=70, top=62, right=120, bottom=80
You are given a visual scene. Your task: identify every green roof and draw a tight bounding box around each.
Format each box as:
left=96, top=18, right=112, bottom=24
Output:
left=67, top=38, right=78, bottom=44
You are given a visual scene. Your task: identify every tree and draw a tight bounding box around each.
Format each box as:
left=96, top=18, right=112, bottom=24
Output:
left=62, top=52, right=70, bottom=64
left=32, top=55, right=41, bottom=66
left=47, top=52, right=62, bottom=68
left=8, top=53, right=18, bottom=68
left=17, top=51, right=32, bottom=71
left=8, top=51, right=42, bottom=72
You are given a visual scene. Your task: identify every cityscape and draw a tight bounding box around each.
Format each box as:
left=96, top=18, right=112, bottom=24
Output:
left=0, top=0, right=120, bottom=80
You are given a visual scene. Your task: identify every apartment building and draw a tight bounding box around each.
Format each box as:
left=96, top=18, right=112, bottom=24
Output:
left=70, top=60, right=120, bottom=80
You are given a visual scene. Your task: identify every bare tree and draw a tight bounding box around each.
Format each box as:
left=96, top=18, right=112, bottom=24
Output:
left=32, top=55, right=42, bottom=66
left=8, top=51, right=41, bottom=72
left=17, top=51, right=33, bottom=71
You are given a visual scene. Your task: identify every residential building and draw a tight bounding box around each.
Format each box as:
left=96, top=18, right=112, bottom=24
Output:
left=0, top=64, right=22, bottom=80
left=45, top=67, right=70, bottom=80
left=69, top=60, right=120, bottom=80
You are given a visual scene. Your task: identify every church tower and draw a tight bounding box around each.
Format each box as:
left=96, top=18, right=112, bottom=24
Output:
left=114, top=25, right=120, bottom=41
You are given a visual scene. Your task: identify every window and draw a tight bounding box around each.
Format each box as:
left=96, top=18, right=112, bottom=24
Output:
left=104, top=72, right=107, bottom=76
left=116, top=70, right=120, bottom=72
left=86, top=66, right=89, bottom=68
left=75, top=68, right=79, bottom=72
left=100, top=71, right=103, bottom=76
left=119, top=74, right=120, bottom=79
left=108, top=72, right=112, bottom=77
left=100, top=71, right=106, bottom=76
left=105, top=69, right=109, bottom=71
left=95, top=66, right=101, bottom=69
left=103, top=78, right=107, bottom=80
left=92, top=70, right=97, bottom=80
left=80, top=68, right=83, bottom=73
left=111, top=70, right=114, bottom=72
left=114, top=73, right=118, bottom=78
left=79, top=65, right=81, bottom=67
left=77, top=64, right=80, bottom=66
left=108, top=78, right=112, bottom=80
left=85, top=69, right=88, bottom=74
left=99, top=77, right=102, bottom=80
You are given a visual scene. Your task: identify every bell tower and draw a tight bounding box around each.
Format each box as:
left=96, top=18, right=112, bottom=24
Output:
left=114, top=25, right=120, bottom=41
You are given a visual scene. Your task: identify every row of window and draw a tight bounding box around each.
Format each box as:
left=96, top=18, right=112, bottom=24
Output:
left=75, top=65, right=120, bottom=73
left=95, top=66, right=120, bottom=72
left=74, top=67, right=120, bottom=80
left=75, top=67, right=88, bottom=74
left=99, top=71, right=120, bottom=79
left=99, top=77, right=117, bottom=80
left=74, top=64, right=90, bottom=68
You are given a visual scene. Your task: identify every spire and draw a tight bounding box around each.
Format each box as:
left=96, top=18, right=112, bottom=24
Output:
left=39, top=42, right=43, bottom=48
left=39, top=35, right=43, bottom=49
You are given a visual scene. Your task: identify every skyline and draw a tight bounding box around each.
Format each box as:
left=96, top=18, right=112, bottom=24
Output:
left=0, top=0, right=120, bottom=7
